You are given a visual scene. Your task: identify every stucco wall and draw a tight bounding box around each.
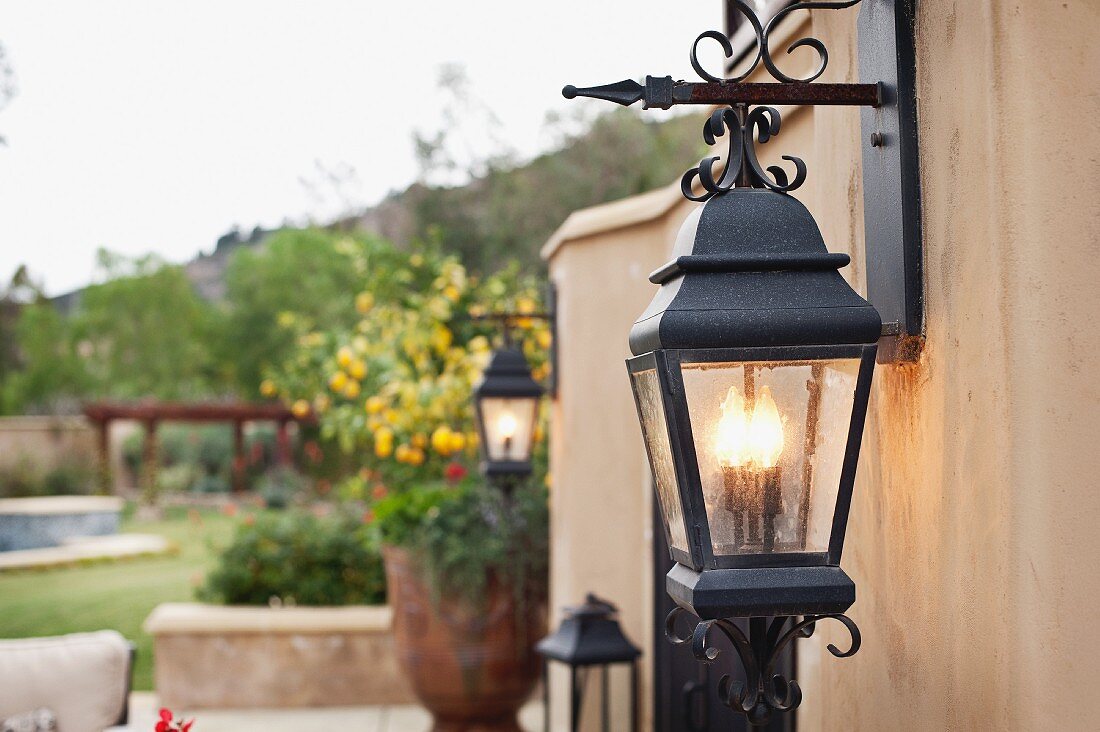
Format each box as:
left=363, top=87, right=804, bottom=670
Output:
left=546, top=2, right=1099, bottom=729
left=799, top=2, right=1100, bottom=730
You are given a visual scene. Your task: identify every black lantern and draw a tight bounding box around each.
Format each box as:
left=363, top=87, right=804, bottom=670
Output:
left=561, top=1, right=919, bottom=722
left=473, top=346, right=544, bottom=482
left=627, top=186, right=879, bottom=620
left=536, top=594, right=641, bottom=732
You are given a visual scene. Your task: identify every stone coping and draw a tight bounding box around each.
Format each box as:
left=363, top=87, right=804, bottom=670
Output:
left=0, top=534, right=169, bottom=570
left=0, top=495, right=124, bottom=515
left=144, top=602, right=393, bottom=635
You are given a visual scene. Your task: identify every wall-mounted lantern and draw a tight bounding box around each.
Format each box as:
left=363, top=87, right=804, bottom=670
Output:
left=537, top=594, right=641, bottom=732
left=473, top=345, right=544, bottom=482
left=563, top=0, right=921, bottom=725
left=471, top=312, right=551, bottom=492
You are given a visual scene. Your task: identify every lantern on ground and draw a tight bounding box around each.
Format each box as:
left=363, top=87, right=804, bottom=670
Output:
left=473, top=346, right=543, bottom=485
left=536, top=594, right=641, bottom=732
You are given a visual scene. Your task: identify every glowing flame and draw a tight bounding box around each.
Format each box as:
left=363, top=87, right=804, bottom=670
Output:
left=748, top=387, right=784, bottom=468
left=496, top=411, right=519, bottom=440
left=713, top=384, right=785, bottom=469
left=715, top=385, right=750, bottom=467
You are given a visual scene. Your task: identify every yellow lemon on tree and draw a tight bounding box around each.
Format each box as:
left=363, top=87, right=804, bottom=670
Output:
left=259, top=379, right=277, bottom=397
left=395, top=444, right=412, bottom=464
left=343, top=380, right=361, bottom=399
left=448, top=432, right=467, bottom=453
left=537, top=329, right=552, bottom=350
left=355, top=291, right=375, bottom=314
left=374, top=428, right=394, bottom=458
left=409, top=448, right=426, bottom=466
left=291, top=400, right=311, bottom=419
left=329, top=371, right=349, bottom=393
left=349, top=359, right=367, bottom=380
left=431, top=426, right=453, bottom=455
left=412, top=433, right=427, bottom=449
left=365, top=396, right=385, bottom=415
left=337, top=346, right=354, bottom=369
left=443, top=285, right=460, bottom=302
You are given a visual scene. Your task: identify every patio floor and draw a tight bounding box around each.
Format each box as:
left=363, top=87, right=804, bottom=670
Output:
left=125, top=692, right=545, bottom=731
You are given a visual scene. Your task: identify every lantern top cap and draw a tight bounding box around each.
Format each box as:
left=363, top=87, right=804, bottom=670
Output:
left=536, top=593, right=642, bottom=665
left=473, top=347, right=544, bottom=399
left=629, top=188, right=881, bottom=355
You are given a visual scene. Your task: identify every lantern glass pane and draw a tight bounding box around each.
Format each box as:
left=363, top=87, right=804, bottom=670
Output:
left=479, top=396, right=537, bottom=463
left=680, top=358, right=860, bottom=556
left=630, top=367, right=690, bottom=554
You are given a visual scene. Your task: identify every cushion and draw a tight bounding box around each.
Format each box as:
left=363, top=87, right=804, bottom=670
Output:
left=1, top=708, right=57, bottom=732
left=0, top=632, right=129, bottom=732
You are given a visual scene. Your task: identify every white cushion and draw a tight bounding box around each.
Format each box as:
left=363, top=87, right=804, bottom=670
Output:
left=0, top=632, right=129, bottom=732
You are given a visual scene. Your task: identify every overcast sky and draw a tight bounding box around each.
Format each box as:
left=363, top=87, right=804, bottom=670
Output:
left=0, top=1, right=720, bottom=295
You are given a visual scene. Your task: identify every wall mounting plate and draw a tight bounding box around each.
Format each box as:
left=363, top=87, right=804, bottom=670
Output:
left=858, top=0, right=924, bottom=363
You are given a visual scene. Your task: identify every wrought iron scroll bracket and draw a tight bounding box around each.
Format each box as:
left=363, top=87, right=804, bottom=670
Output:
left=562, top=0, right=924, bottom=363
left=665, top=608, right=861, bottom=728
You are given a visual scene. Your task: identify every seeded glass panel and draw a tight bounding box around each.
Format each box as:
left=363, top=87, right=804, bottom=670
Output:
left=479, top=397, right=538, bottom=463
left=630, top=368, right=690, bottom=554
left=680, top=359, right=860, bottom=556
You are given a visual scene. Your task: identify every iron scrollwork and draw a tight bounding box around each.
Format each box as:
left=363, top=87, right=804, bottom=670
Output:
left=681, top=105, right=807, bottom=201
left=665, top=607, right=861, bottom=727
left=692, top=0, right=863, bottom=86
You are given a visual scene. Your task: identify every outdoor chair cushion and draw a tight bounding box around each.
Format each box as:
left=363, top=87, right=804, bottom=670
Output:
left=0, top=631, right=129, bottom=732
left=1, top=708, right=57, bottom=732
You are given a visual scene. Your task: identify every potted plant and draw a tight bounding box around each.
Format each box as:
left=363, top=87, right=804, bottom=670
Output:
left=374, top=478, right=548, bottom=730
left=267, top=237, right=551, bottom=729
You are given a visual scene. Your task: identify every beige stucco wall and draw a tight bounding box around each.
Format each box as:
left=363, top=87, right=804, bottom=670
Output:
left=545, top=1, right=1100, bottom=729
left=800, top=2, right=1100, bottom=730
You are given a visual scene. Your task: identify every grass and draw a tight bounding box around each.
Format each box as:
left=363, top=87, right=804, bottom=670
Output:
left=0, top=504, right=248, bottom=691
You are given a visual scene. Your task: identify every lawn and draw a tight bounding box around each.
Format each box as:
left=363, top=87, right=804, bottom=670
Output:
left=0, top=504, right=249, bottom=690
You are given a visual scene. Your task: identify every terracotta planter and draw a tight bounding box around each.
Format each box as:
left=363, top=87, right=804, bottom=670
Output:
left=383, top=546, right=546, bottom=732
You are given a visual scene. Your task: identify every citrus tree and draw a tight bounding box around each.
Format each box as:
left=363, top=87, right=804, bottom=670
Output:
left=264, top=239, right=550, bottom=496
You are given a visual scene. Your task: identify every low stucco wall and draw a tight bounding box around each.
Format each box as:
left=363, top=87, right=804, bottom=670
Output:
left=144, top=603, right=414, bottom=709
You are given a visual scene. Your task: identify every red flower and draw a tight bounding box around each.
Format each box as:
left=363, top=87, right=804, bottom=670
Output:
left=371, top=484, right=388, bottom=500
left=155, top=709, right=194, bottom=732
left=444, top=462, right=468, bottom=484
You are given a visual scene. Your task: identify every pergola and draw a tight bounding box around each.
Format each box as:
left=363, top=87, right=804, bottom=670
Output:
left=82, top=401, right=313, bottom=495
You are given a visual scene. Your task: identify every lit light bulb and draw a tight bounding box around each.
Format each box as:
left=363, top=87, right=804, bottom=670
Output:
left=748, top=386, right=784, bottom=468
left=715, top=386, right=750, bottom=467
left=497, top=411, right=518, bottom=440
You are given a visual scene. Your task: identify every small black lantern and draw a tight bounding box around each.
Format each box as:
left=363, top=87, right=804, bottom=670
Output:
left=473, top=346, right=544, bottom=482
left=537, top=594, right=641, bottom=732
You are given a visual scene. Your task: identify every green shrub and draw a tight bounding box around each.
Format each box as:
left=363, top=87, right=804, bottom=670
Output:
left=199, top=510, right=385, bottom=606
left=256, top=466, right=307, bottom=509
left=0, top=456, right=95, bottom=498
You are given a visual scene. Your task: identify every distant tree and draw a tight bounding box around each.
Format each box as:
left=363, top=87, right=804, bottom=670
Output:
left=405, top=107, right=706, bottom=273
left=4, top=252, right=221, bottom=412
left=72, top=252, right=219, bottom=400
left=2, top=301, right=86, bottom=414
left=218, top=228, right=412, bottom=397
left=0, top=266, right=48, bottom=413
